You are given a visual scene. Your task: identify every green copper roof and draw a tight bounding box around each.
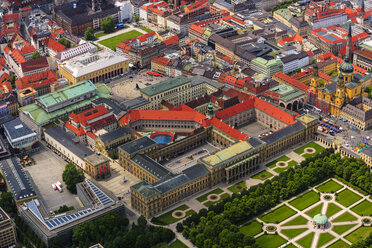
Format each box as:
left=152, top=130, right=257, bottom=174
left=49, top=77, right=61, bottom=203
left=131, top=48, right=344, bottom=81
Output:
left=131, top=181, right=160, bottom=199
left=313, top=214, right=328, bottom=225
left=281, top=91, right=304, bottom=101
left=252, top=57, right=283, bottom=68
left=37, top=80, right=97, bottom=109
left=140, top=76, right=190, bottom=97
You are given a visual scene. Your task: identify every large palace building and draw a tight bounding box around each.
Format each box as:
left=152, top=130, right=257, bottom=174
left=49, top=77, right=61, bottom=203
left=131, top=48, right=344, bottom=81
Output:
left=117, top=81, right=317, bottom=217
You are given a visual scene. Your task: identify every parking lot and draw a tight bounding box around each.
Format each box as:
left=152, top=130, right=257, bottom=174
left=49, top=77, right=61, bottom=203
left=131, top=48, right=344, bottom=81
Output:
left=306, top=106, right=370, bottom=155
left=25, top=145, right=82, bottom=212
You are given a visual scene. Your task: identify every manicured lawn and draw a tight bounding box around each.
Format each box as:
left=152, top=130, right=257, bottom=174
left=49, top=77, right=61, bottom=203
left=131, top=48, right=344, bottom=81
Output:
left=297, top=232, right=314, bottom=248
left=252, top=170, right=273, bottom=181
left=351, top=200, right=372, bottom=216
left=227, top=181, right=246, bottom=193
left=169, top=239, right=188, bottom=248
left=282, top=215, right=308, bottom=226
left=289, top=190, right=319, bottom=211
left=150, top=205, right=191, bottom=225
left=305, top=203, right=323, bottom=218
left=255, top=234, right=287, bottom=248
left=281, top=228, right=307, bottom=239
left=284, top=244, right=297, bottom=248
left=326, top=203, right=342, bottom=217
left=140, top=26, right=154, bottom=33
left=98, top=30, right=143, bottom=50
left=273, top=161, right=298, bottom=174
left=260, top=205, right=297, bottom=223
left=316, top=180, right=343, bottom=193
left=239, top=220, right=262, bottom=237
left=266, top=155, right=290, bottom=168
left=294, top=141, right=325, bottom=155
left=326, top=239, right=350, bottom=248
left=345, top=226, right=372, bottom=243
left=196, top=188, right=223, bottom=202
left=333, top=212, right=358, bottom=222
left=317, top=233, right=335, bottom=247
left=336, top=189, right=362, bottom=207
left=332, top=224, right=357, bottom=235
left=204, top=193, right=229, bottom=207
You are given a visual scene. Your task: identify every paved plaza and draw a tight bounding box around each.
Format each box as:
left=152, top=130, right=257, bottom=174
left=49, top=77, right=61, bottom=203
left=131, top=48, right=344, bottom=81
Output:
left=238, top=121, right=271, bottom=139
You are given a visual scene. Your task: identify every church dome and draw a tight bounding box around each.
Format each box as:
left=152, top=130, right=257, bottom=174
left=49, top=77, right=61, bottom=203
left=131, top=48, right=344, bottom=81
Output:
left=339, top=57, right=354, bottom=74
left=313, top=214, right=328, bottom=225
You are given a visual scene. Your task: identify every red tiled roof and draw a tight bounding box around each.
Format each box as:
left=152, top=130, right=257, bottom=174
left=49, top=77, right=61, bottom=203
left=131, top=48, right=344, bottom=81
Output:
left=20, top=57, right=48, bottom=73
left=119, top=108, right=206, bottom=126
left=69, top=105, right=110, bottom=127
left=273, top=72, right=310, bottom=92
left=16, top=69, right=57, bottom=90
left=20, top=44, right=36, bottom=54
left=152, top=56, right=170, bottom=66
left=46, top=38, right=66, bottom=53
left=2, top=13, right=20, bottom=23
left=204, top=117, right=249, bottom=140
left=163, top=35, right=179, bottom=46
left=215, top=99, right=254, bottom=119
left=65, top=121, right=86, bottom=136
left=0, top=72, right=11, bottom=83
left=11, top=49, right=27, bottom=64
left=87, top=132, right=95, bottom=139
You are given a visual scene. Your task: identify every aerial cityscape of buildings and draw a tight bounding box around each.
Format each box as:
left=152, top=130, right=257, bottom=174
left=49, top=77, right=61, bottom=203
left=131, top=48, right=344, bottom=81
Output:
left=0, top=0, right=371, bottom=247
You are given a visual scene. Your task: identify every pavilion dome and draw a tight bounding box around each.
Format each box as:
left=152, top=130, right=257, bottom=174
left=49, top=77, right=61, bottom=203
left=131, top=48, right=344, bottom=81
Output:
left=313, top=214, right=328, bottom=225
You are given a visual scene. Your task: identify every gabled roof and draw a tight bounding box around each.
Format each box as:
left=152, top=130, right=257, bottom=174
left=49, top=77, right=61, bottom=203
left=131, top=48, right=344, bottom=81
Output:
left=16, top=69, right=57, bottom=90
left=20, top=44, right=36, bottom=54
left=46, top=38, right=66, bottom=53
left=2, top=13, right=20, bottom=23
left=69, top=105, right=111, bottom=127
left=273, top=72, right=310, bottom=92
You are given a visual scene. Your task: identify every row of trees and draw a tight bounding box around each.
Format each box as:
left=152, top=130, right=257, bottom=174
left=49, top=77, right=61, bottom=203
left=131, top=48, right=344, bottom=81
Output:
left=181, top=149, right=372, bottom=247
left=62, top=163, right=85, bottom=194
left=0, top=192, right=16, bottom=215
left=84, top=17, right=115, bottom=40
left=15, top=215, right=46, bottom=248
left=72, top=213, right=175, bottom=248
left=351, top=232, right=372, bottom=248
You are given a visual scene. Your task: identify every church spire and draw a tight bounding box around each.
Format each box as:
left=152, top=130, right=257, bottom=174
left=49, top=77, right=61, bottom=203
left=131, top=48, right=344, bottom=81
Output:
left=345, top=24, right=353, bottom=60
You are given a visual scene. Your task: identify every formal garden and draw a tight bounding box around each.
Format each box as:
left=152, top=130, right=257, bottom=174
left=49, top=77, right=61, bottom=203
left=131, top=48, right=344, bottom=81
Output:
left=235, top=178, right=372, bottom=247
left=178, top=149, right=372, bottom=248
left=98, top=30, right=143, bottom=50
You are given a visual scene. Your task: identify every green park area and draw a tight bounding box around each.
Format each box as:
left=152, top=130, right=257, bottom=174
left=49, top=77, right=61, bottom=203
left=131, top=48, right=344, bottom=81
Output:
left=333, top=224, right=357, bottom=235
left=316, top=180, right=343, bottom=193
left=351, top=200, right=372, bottom=216
left=294, top=142, right=325, bottom=158
left=336, top=189, right=362, bottom=207
left=274, top=160, right=298, bottom=174
left=140, top=26, right=154, bottom=33
left=169, top=239, right=188, bottom=248
left=266, top=155, right=290, bottom=168
left=260, top=205, right=296, bottom=223
left=289, top=190, right=319, bottom=211
left=297, top=232, right=315, bottom=248
left=98, top=30, right=143, bottom=50
left=151, top=205, right=195, bottom=225
left=196, top=188, right=223, bottom=203
left=227, top=181, right=246, bottom=193
left=252, top=170, right=273, bottom=181
left=326, top=239, right=350, bottom=248
left=282, top=215, right=308, bottom=226
left=239, top=220, right=262, bottom=237
left=317, top=233, right=335, bottom=247
left=326, top=203, right=342, bottom=217
left=305, top=203, right=323, bottom=218
left=345, top=227, right=372, bottom=243
left=333, top=212, right=358, bottom=222
left=255, top=234, right=287, bottom=248
left=204, top=193, right=229, bottom=207
left=281, top=228, right=307, bottom=239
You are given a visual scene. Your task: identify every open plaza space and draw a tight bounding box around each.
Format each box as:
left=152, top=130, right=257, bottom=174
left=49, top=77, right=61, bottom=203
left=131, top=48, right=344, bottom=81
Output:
left=237, top=178, right=372, bottom=248
left=25, top=145, right=81, bottom=212
left=238, top=121, right=271, bottom=139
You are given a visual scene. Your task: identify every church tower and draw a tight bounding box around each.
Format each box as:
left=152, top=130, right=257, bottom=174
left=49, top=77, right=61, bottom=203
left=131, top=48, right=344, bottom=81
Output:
left=310, top=64, right=319, bottom=93
left=345, top=25, right=353, bottom=60
left=362, top=0, right=365, bottom=13
left=334, top=75, right=345, bottom=115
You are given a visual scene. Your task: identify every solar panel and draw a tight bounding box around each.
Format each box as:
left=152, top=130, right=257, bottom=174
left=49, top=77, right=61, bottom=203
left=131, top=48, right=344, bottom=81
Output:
left=54, top=219, right=61, bottom=225
left=46, top=222, right=53, bottom=228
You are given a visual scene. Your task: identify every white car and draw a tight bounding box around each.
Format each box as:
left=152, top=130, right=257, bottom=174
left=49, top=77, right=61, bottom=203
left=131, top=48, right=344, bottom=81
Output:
left=345, top=143, right=349, bottom=147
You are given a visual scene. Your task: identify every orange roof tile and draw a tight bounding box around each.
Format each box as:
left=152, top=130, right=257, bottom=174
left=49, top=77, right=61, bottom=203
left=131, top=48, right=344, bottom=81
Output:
left=16, top=69, right=58, bottom=90
left=20, top=44, right=36, bottom=54
left=204, top=117, right=249, bottom=140
left=273, top=72, right=309, bottom=92
left=46, top=38, right=66, bottom=53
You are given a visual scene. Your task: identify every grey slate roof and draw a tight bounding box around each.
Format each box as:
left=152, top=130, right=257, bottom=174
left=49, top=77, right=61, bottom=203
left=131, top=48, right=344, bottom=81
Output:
left=324, top=82, right=337, bottom=93
left=132, top=154, right=173, bottom=180
left=92, top=98, right=124, bottom=116
left=99, top=127, right=133, bottom=144
left=44, top=126, right=94, bottom=160
left=0, top=157, right=36, bottom=201
left=121, top=97, right=149, bottom=110
left=118, top=137, right=157, bottom=156
left=261, top=122, right=305, bottom=144
left=4, top=119, right=35, bottom=140
left=153, top=164, right=209, bottom=194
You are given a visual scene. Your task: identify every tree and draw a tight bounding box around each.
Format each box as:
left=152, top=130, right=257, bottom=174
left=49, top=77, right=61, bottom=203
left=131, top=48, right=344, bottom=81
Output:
left=101, top=17, right=115, bottom=34
left=62, top=163, right=85, bottom=194
left=31, top=51, right=41, bottom=60
left=137, top=215, right=147, bottom=228
left=176, top=222, right=184, bottom=232
left=49, top=236, right=63, bottom=248
left=0, top=192, right=16, bottom=214
left=84, top=27, right=95, bottom=40
left=58, top=37, right=71, bottom=48
left=134, top=16, right=140, bottom=23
